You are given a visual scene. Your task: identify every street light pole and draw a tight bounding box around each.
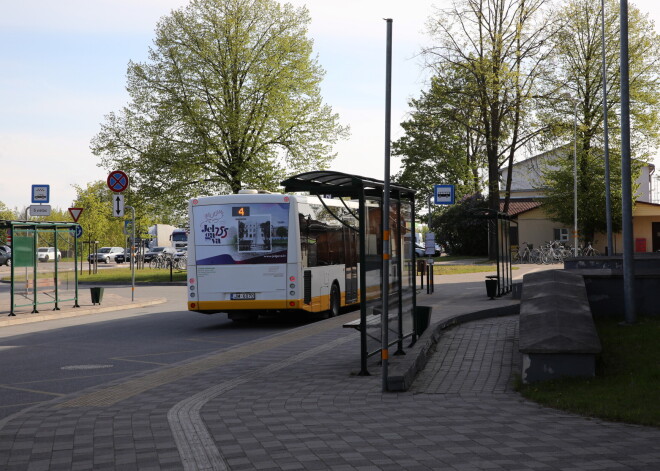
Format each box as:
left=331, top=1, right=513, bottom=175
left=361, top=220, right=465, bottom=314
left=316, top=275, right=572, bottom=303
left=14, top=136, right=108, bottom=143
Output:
left=601, top=0, right=614, bottom=255
left=381, top=18, right=393, bottom=392
left=620, top=0, right=636, bottom=324
left=573, top=101, right=579, bottom=254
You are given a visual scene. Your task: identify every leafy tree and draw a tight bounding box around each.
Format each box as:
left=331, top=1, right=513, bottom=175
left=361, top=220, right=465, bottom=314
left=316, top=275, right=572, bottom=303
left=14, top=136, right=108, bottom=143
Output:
left=432, top=193, right=489, bottom=256
left=91, top=0, right=347, bottom=211
left=393, top=68, right=486, bottom=201
left=422, top=0, right=560, bottom=256
left=539, top=0, right=659, bottom=243
left=0, top=202, right=17, bottom=220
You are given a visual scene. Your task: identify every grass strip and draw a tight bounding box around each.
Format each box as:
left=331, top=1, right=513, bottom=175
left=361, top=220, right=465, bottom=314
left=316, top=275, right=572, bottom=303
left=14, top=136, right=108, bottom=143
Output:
left=4, top=268, right=187, bottom=284
left=518, top=316, right=660, bottom=428
left=78, top=268, right=187, bottom=283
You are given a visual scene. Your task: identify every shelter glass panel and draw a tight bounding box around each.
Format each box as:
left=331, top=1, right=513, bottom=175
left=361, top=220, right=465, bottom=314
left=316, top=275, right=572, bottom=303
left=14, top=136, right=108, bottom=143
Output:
left=399, top=201, right=414, bottom=337
left=364, top=198, right=383, bottom=356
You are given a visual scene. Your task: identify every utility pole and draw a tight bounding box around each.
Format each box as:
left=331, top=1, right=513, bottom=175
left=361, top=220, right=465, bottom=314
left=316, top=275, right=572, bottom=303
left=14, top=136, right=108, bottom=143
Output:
left=620, top=0, right=636, bottom=324
left=573, top=101, right=579, bottom=254
left=381, top=18, right=393, bottom=392
left=601, top=0, right=614, bottom=255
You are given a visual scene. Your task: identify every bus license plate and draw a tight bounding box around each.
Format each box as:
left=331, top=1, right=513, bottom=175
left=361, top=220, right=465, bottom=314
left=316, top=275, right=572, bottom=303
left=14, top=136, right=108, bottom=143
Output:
left=230, top=292, right=256, bottom=300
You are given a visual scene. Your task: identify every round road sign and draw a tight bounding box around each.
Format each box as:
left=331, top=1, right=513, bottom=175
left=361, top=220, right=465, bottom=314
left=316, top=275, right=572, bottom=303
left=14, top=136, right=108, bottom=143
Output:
left=69, top=226, right=83, bottom=239
left=107, top=170, right=129, bottom=193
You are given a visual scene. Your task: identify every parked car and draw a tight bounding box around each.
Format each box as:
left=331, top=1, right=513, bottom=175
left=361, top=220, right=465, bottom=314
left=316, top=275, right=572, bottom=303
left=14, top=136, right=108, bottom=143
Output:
left=116, top=251, right=134, bottom=264
left=143, top=246, right=176, bottom=263
left=0, top=245, right=11, bottom=266
left=415, top=243, right=441, bottom=257
left=88, top=246, right=124, bottom=264
left=37, top=247, right=61, bottom=262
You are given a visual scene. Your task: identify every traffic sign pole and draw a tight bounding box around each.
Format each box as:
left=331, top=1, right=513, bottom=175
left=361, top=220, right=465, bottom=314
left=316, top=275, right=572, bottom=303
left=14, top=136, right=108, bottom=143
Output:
left=126, top=205, right=136, bottom=302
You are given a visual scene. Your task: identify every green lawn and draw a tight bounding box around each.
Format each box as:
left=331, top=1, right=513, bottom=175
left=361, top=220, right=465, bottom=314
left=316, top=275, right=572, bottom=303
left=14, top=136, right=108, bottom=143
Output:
left=518, top=316, right=660, bottom=428
left=4, top=268, right=186, bottom=284
left=78, top=268, right=186, bottom=283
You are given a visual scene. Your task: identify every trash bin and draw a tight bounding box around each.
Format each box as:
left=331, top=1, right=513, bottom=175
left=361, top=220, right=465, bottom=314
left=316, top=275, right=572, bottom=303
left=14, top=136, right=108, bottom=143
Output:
left=90, top=287, right=104, bottom=305
left=414, top=305, right=432, bottom=335
left=485, top=276, right=498, bottom=299
left=511, top=282, right=523, bottom=300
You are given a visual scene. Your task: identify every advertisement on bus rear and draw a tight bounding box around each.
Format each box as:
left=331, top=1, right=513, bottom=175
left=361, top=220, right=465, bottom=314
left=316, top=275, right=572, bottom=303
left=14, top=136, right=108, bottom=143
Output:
left=192, top=203, right=289, bottom=265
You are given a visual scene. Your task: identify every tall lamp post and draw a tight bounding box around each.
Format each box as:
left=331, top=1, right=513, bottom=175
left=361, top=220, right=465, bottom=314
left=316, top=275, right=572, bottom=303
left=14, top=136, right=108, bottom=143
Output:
left=620, top=0, right=636, bottom=324
left=573, top=100, right=579, bottom=254
left=601, top=0, right=614, bottom=255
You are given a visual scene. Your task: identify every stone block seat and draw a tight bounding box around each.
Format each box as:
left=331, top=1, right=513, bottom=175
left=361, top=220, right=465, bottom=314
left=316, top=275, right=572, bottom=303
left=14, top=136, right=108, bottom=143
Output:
left=519, top=270, right=602, bottom=383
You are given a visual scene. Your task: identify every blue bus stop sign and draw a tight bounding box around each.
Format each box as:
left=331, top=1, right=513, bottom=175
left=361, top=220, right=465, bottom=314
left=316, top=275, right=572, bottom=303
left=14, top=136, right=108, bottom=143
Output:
left=433, top=184, right=455, bottom=205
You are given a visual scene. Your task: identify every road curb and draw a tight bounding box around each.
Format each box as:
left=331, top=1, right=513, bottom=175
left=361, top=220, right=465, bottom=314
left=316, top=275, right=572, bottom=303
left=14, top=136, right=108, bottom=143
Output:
left=0, top=298, right=168, bottom=327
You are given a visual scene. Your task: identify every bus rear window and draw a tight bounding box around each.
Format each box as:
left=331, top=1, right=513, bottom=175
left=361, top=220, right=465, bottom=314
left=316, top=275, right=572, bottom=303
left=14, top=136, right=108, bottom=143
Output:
left=192, top=203, right=289, bottom=265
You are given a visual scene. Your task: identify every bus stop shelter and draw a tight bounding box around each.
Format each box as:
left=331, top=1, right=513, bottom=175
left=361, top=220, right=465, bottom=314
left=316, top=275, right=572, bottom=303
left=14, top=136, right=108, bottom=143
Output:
left=469, top=209, right=514, bottom=297
left=281, top=171, right=418, bottom=376
left=1, top=220, right=81, bottom=315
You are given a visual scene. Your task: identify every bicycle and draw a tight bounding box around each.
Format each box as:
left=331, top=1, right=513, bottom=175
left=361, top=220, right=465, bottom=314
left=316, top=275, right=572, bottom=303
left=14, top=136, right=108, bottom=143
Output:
left=150, top=254, right=172, bottom=269
left=513, top=242, right=532, bottom=264
left=582, top=242, right=599, bottom=256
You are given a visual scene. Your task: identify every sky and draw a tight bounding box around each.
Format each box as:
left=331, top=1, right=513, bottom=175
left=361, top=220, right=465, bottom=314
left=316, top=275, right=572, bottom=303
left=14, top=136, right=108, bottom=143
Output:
left=1, top=0, right=659, bottom=213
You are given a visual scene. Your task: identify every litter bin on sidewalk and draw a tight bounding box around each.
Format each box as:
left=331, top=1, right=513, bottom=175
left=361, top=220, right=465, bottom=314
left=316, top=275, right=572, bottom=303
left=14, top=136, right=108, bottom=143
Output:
left=485, top=276, right=498, bottom=300
left=90, top=287, right=104, bottom=305
left=414, top=305, right=432, bottom=336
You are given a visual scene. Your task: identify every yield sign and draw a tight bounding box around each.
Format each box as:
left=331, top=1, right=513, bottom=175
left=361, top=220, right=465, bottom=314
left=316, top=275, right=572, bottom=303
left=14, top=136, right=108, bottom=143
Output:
left=68, top=207, right=84, bottom=222
left=107, top=170, right=129, bottom=193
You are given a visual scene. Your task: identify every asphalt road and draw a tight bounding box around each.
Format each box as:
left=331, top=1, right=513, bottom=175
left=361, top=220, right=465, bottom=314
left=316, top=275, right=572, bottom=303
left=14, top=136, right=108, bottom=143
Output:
left=0, top=285, right=320, bottom=421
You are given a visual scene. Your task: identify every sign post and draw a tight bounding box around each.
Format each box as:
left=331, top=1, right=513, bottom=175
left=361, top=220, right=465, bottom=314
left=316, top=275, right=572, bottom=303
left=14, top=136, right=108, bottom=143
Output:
left=107, top=170, right=134, bottom=300
left=126, top=205, right=136, bottom=302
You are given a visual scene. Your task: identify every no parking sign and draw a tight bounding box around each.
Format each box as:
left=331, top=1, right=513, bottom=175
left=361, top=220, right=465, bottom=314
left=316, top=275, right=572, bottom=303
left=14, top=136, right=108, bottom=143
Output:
left=107, top=171, right=129, bottom=193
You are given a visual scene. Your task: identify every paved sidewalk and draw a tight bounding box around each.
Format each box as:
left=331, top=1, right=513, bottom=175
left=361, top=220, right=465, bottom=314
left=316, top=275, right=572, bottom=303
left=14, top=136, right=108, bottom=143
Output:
left=0, top=283, right=167, bottom=328
left=1, top=264, right=660, bottom=470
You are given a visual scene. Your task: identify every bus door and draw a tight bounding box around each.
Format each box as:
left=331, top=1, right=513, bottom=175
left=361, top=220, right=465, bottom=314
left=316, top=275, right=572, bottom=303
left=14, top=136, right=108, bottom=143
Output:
left=343, top=225, right=358, bottom=304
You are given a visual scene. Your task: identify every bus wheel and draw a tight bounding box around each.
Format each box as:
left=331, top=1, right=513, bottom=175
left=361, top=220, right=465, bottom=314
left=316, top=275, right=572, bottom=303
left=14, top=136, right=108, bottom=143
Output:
left=329, top=283, right=340, bottom=317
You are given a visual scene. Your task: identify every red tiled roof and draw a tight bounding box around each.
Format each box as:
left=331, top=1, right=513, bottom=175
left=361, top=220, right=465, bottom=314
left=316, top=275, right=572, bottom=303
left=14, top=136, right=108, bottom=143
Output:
left=499, top=200, right=541, bottom=216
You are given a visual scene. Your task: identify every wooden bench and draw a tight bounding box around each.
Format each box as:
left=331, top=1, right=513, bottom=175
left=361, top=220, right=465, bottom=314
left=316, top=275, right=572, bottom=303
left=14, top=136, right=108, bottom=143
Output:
left=519, top=270, right=602, bottom=383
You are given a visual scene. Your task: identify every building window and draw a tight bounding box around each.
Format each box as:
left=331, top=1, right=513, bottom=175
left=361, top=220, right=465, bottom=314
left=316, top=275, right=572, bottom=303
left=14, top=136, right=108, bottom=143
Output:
left=553, top=228, right=569, bottom=242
